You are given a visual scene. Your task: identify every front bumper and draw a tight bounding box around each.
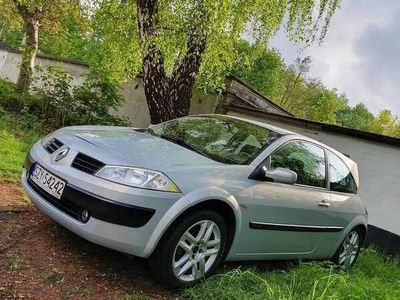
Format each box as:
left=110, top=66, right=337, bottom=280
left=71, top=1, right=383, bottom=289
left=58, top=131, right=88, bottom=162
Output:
left=21, top=141, right=181, bottom=257
left=22, top=172, right=157, bottom=256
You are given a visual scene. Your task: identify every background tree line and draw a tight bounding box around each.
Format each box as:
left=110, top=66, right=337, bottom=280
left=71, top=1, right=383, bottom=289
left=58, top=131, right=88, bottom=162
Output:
left=0, top=0, right=399, bottom=138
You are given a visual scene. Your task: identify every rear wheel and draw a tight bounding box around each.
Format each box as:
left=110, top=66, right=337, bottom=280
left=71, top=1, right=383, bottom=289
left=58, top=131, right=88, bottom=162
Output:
left=149, top=210, right=228, bottom=288
left=332, top=228, right=362, bottom=269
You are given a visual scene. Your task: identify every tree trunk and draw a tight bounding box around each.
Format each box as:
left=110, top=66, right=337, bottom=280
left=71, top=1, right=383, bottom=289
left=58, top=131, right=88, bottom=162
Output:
left=137, top=0, right=206, bottom=124
left=16, top=16, right=39, bottom=93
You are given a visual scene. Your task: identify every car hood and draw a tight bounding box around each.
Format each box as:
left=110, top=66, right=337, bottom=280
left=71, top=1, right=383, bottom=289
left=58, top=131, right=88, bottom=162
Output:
left=59, top=126, right=219, bottom=170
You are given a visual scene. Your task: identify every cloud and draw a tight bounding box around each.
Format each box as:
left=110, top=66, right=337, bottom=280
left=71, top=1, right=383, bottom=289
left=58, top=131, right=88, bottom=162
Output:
left=270, top=0, right=400, bottom=115
left=355, top=13, right=400, bottom=113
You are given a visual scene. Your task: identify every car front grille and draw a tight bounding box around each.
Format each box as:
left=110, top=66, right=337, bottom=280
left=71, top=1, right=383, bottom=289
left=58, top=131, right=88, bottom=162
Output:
left=44, top=138, right=64, bottom=154
left=71, top=153, right=105, bottom=175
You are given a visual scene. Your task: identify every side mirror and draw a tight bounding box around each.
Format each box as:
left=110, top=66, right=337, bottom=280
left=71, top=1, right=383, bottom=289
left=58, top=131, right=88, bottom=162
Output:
left=263, top=167, right=297, bottom=185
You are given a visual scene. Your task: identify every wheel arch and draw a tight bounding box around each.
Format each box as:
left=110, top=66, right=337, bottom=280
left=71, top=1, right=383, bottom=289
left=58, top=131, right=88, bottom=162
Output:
left=164, top=199, right=237, bottom=258
left=353, top=223, right=367, bottom=245
left=143, top=191, right=242, bottom=258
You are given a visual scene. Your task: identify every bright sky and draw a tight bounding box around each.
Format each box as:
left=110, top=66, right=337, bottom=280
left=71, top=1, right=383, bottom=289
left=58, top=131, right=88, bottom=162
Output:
left=270, top=0, right=400, bottom=116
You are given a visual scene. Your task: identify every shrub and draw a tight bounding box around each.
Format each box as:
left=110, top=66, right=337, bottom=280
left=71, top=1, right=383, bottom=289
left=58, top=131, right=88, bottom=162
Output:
left=0, top=66, right=129, bottom=127
left=70, top=74, right=128, bottom=126
left=32, top=66, right=74, bottom=126
left=0, top=78, right=38, bottom=113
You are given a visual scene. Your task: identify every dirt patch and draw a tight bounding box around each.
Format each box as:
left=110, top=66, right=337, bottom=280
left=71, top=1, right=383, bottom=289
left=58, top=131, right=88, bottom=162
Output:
left=0, top=183, right=28, bottom=209
left=0, top=183, right=176, bottom=300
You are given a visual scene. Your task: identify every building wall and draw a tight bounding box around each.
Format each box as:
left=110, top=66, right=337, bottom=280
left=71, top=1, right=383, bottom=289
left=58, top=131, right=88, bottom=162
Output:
left=227, top=110, right=400, bottom=237
left=0, top=49, right=89, bottom=85
left=0, top=49, right=219, bottom=127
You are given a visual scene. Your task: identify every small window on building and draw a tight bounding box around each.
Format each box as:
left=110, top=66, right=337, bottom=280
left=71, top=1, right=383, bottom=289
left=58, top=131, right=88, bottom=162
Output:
left=328, top=151, right=357, bottom=194
left=270, top=141, right=326, bottom=188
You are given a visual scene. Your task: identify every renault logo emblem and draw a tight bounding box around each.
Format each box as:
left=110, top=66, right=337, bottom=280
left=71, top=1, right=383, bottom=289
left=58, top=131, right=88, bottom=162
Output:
left=55, top=147, right=70, bottom=162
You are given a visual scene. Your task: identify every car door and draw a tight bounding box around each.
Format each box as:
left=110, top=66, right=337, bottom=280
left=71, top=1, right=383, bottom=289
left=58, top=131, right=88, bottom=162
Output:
left=236, top=140, right=333, bottom=257
left=317, top=150, right=361, bottom=255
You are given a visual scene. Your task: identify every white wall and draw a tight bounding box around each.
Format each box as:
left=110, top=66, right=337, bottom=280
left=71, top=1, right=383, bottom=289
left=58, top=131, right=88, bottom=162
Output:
left=0, top=49, right=89, bottom=85
left=227, top=110, right=400, bottom=236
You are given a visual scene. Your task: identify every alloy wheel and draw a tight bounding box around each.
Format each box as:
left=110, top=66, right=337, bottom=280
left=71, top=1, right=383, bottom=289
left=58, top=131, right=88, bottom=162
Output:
left=338, top=230, right=360, bottom=269
left=172, top=220, right=221, bottom=282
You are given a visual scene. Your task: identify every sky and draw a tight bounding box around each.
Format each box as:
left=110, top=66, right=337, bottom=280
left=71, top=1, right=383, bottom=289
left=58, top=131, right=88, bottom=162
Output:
left=270, top=0, right=400, bottom=116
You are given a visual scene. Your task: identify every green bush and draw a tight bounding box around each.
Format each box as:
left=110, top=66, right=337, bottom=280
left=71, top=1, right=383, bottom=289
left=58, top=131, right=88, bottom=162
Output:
left=32, top=66, right=74, bottom=125
left=70, top=74, right=128, bottom=126
left=0, top=67, right=128, bottom=127
left=32, top=66, right=129, bottom=126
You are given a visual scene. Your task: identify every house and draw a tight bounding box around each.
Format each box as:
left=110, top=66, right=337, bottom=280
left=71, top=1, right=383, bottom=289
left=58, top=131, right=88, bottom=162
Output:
left=221, top=76, right=400, bottom=255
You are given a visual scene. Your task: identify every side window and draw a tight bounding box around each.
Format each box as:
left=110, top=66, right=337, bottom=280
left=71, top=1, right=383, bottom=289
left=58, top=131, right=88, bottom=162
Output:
left=328, top=151, right=357, bottom=193
left=271, top=141, right=326, bottom=188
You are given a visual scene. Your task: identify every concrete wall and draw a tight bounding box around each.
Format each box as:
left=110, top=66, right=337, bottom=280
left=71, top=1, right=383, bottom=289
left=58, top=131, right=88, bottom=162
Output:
left=0, top=49, right=219, bottom=127
left=115, top=76, right=220, bottom=127
left=227, top=110, right=400, bottom=236
left=0, top=49, right=89, bottom=86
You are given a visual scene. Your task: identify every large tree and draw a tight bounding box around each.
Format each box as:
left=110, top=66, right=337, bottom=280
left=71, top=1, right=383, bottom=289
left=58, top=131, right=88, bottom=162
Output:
left=0, top=0, right=78, bottom=92
left=91, top=0, right=341, bottom=124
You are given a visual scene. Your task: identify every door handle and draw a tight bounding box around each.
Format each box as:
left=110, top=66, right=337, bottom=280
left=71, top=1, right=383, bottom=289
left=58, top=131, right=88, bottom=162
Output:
left=318, top=200, right=331, bottom=208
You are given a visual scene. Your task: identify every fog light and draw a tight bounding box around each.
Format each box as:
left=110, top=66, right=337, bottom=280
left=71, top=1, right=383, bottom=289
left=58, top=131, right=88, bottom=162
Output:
left=80, top=209, right=90, bottom=222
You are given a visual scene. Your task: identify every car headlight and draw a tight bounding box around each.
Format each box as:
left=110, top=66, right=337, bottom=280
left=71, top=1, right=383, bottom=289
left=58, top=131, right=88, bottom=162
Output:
left=95, top=166, right=180, bottom=192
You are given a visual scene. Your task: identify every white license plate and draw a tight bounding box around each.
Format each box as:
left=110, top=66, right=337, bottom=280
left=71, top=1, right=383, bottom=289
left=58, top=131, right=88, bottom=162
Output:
left=30, top=164, right=66, bottom=199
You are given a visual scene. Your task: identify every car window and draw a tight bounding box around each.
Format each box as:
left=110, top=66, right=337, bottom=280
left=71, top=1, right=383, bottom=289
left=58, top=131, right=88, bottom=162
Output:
left=271, top=141, right=326, bottom=188
left=328, top=151, right=357, bottom=193
left=147, top=116, right=281, bottom=165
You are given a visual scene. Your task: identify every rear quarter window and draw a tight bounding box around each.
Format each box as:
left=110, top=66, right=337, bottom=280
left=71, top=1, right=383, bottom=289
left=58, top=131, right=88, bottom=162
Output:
left=328, top=151, right=357, bottom=194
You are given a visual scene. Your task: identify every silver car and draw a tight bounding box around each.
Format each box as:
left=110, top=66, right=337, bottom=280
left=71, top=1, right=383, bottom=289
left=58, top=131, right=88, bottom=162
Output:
left=22, top=114, right=367, bottom=287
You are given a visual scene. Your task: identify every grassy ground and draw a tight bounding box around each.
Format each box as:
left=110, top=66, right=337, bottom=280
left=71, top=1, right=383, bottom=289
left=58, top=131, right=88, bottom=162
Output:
left=0, top=109, right=44, bottom=182
left=1, top=109, right=399, bottom=299
left=185, top=249, right=400, bottom=299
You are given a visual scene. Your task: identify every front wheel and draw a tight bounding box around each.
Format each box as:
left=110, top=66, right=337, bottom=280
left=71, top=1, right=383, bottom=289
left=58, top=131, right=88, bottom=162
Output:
left=149, top=210, right=228, bottom=288
left=332, top=228, right=362, bottom=269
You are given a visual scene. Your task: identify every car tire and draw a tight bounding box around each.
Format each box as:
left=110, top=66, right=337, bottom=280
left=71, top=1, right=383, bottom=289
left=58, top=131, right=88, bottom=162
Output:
left=149, top=209, right=228, bottom=288
left=331, top=227, right=363, bottom=270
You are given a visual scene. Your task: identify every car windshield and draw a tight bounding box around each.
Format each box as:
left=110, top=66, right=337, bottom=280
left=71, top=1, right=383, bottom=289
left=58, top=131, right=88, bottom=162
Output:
left=146, top=115, right=281, bottom=165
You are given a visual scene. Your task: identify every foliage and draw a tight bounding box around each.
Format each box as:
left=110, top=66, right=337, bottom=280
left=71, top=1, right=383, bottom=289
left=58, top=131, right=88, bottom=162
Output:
left=369, top=110, right=400, bottom=138
left=184, top=249, right=400, bottom=300
left=71, top=74, right=128, bottom=126
left=86, top=0, right=339, bottom=91
left=87, top=0, right=141, bottom=83
left=32, top=66, right=74, bottom=125
left=30, top=66, right=128, bottom=126
left=0, top=70, right=128, bottom=128
left=0, top=0, right=84, bottom=91
left=231, top=41, right=286, bottom=101
left=0, top=23, right=24, bottom=48
left=0, top=77, right=40, bottom=112
left=336, top=103, right=375, bottom=132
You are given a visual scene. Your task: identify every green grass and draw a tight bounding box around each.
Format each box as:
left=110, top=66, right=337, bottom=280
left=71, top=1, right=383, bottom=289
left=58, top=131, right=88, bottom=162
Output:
left=184, top=249, right=400, bottom=300
left=0, top=109, right=45, bottom=182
